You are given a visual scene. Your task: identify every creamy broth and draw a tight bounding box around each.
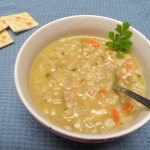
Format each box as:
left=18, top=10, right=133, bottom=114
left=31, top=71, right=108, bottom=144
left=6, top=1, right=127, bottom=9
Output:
left=29, top=36, right=144, bottom=134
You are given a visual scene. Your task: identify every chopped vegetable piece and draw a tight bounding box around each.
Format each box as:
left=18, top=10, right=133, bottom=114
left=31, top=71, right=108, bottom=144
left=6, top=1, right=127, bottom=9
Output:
left=117, top=75, right=123, bottom=80
left=125, top=64, right=133, bottom=72
left=123, top=102, right=133, bottom=113
left=45, top=72, right=50, bottom=77
left=116, top=52, right=124, bottom=59
left=71, top=68, right=77, bottom=71
left=100, top=56, right=105, bottom=61
left=112, top=108, right=120, bottom=123
left=99, top=89, right=108, bottom=95
left=88, top=39, right=100, bottom=48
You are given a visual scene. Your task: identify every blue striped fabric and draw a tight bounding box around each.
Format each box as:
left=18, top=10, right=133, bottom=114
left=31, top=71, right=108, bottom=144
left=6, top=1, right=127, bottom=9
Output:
left=0, top=0, right=150, bottom=149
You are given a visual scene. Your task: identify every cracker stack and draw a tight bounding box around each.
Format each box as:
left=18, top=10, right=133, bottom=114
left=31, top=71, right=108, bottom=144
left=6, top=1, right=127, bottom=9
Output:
left=0, top=12, right=39, bottom=48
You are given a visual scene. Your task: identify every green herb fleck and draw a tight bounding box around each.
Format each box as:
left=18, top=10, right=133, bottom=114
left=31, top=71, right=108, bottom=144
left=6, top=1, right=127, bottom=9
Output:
left=61, top=52, right=64, bottom=55
left=45, top=73, right=51, bottom=78
left=71, top=68, right=77, bottom=72
left=81, top=79, right=85, bottom=82
left=95, top=62, right=98, bottom=65
left=116, top=52, right=124, bottom=59
left=105, top=22, right=132, bottom=52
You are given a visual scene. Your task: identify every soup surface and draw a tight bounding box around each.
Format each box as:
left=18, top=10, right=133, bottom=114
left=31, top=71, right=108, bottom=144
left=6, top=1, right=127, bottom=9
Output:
left=29, top=36, right=144, bottom=134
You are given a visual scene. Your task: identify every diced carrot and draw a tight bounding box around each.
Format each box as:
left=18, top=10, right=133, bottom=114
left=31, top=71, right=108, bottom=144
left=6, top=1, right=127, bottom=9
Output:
left=125, top=64, right=133, bottom=72
left=117, top=75, right=123, bottom=80
left=99, top=89, right=108, bottom=95
left=72, top=87, right=80, bottom=93
left=100, top=56, right=105, bottom=61
left=123, top=102, right=133, bottom=113
left=112, top=108, right=120, bottom=123
left=88, top=39, right=100, bottom=48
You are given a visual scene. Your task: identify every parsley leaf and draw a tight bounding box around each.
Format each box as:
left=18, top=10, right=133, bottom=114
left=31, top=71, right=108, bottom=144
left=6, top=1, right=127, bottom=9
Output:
left=105, top=22, right=132, bottom=52
left=116, top=52, right=124, bottom=59
left=108, top=32, right=115, bottom=41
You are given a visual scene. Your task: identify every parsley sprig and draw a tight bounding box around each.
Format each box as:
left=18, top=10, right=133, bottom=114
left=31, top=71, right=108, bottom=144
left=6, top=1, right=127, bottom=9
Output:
left=105, top=22, right=132, bottom=59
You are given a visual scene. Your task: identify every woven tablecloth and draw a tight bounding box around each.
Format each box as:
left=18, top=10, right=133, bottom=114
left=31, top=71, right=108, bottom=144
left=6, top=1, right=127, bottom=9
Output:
left=0, top=0, right=150, bottom=149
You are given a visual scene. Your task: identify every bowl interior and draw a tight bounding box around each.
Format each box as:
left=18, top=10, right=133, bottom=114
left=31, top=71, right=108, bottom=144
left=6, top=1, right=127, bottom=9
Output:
left=15, top=16, right=150, bottom=142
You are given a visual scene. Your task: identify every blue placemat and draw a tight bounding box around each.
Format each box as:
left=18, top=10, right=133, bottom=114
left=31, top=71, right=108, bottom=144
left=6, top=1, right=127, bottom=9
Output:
left=0, top=0, right=150, bottom=149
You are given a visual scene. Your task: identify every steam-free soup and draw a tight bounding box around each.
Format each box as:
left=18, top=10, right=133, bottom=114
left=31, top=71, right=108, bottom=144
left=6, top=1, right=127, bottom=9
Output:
left=29, top=36, right=144, bottom=134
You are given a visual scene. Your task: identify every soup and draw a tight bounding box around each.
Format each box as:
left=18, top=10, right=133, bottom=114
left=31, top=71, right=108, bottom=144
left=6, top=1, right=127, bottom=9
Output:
left=29, top=36, right=144, bottom=134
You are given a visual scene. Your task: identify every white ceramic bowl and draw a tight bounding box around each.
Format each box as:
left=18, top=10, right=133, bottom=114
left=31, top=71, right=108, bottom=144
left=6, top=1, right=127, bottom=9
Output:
left=14, top=15, right=150, bottom=143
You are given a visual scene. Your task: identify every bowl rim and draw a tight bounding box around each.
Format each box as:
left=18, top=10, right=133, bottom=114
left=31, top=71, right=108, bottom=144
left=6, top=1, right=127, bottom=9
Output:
left=14, top=15, right=150, bottom=141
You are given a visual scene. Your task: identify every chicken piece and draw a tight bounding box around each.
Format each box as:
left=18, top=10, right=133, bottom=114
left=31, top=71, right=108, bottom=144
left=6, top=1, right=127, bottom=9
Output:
left=62, top=91, right=73, bottom=108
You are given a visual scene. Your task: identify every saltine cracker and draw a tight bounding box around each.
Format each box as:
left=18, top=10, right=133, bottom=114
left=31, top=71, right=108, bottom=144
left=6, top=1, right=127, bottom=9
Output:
left=0, top=18, right=8, bottom=32
left=0, top=30, right=13, bottom=48
left=3, top=12, right=39, bottom=32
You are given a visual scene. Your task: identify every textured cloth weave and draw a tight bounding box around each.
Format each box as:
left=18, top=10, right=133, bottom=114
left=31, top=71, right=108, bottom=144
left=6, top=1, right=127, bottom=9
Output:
left=0, top=0, right=150, bottom=149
